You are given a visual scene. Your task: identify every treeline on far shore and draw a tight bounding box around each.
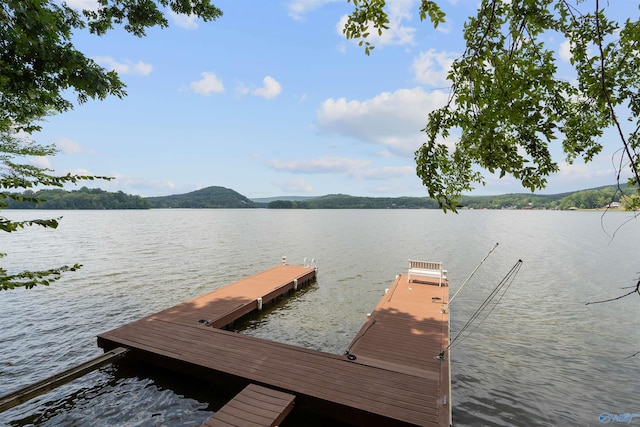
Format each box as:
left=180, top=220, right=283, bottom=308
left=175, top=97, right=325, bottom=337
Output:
left=3, top=187, right=150, bottom=209
left=2, top=184, right=638, bottom=210
left=265, top=185, right=637, bottom=210
left=458, top=185, right=636, bottom=210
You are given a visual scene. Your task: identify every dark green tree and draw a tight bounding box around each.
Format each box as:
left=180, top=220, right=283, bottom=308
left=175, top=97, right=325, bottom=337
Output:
left=1, top=0, right=222, bottom=290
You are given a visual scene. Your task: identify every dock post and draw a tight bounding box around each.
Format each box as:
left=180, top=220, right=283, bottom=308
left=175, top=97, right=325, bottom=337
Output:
left=257, top=297, right=263, bottom=310
left=294, top=279, right=298, bottom=290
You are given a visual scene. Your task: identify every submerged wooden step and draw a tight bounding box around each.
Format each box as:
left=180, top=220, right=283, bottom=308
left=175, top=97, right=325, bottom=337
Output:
left=201, top=383, right=295, bottom=427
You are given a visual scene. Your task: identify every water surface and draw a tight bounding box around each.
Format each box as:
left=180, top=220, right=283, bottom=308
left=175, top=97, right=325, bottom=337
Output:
left=1, top=209, right=639, bottom=426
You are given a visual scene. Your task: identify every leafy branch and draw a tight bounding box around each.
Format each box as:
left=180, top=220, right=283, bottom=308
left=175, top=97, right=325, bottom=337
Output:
left=1, top=1, right=223, bottom=291
left=0, top=261, right=82, bottom=291
left=343, top=0, right=640, bottom=213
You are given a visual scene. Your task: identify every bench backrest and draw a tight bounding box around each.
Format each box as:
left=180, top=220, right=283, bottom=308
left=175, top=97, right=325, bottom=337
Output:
left=408, top=260, right=442, bottom=272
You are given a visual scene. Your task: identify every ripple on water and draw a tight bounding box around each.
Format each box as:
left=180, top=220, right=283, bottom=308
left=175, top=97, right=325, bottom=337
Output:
left=4, top=370, right=212, bottom=427
left=2, top=210, right=640, bottom=427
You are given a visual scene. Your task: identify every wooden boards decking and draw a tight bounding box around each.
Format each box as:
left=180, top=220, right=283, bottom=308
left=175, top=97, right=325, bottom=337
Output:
left=346, top=274, right=451, bottom=426
left=200, top=383, right=295, bottom=427
left=97, top=263, right=450, bottom=426
left=131, top=264, right=317, bottom=330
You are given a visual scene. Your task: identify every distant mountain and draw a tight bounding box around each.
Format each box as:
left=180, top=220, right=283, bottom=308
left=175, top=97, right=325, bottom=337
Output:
left=264, top=185, right=636, bottom=210
left=146, top=186, right=256, bottom=208
left=4, top=184, right=636, bottom=210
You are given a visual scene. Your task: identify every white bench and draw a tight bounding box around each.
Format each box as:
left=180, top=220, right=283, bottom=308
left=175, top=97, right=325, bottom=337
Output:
left=407, top=260, right=447, bottom=286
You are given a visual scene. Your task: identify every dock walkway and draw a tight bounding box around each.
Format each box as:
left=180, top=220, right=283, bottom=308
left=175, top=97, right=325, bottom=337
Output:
left=138, top=264, right=317, bottom=330
left=97, top=264, right=450, bottom=426
left=346, top=274, right=450, bottom=426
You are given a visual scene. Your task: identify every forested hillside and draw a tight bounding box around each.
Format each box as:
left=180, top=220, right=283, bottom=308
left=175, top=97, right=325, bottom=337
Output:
left=267, top=194, right=440, bottom=209
left=3, top=187, right=150, bottom=209
left=146, top=186, right=256, bottom=208
left=3, top=185, right=636, bottom=210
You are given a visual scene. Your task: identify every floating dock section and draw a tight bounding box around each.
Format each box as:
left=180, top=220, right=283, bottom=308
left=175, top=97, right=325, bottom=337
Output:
left=97, top=263, right=450, bottom=426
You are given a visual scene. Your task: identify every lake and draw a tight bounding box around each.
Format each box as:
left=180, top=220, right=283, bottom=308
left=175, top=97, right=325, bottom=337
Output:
left=1, top=209, right=639, bottom=426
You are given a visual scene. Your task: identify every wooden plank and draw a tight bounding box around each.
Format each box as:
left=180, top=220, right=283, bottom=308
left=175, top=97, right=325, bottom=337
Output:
left=200, top=384, right=295, bottom=427
left=103, top=319, right=438, bottom=399
left=0, top=347, right=128, bottom=413
left=140, top=265, right=316, bottom=329
left=346, top=274, right=451, bottom=426
left=99, top=321, right=440, bottom=425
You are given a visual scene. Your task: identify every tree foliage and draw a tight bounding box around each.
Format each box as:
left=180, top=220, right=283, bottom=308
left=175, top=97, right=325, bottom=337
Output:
left=1, top=0, right=222, bottom=290
left=3, top=187, right=150, bottom=209
left=0, top=0, right=222, bottom=133
left=345, top=0, right=640, bottom=212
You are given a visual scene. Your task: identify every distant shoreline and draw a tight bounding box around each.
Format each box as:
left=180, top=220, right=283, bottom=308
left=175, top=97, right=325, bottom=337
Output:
left=3, top=184, right=636, bottom=211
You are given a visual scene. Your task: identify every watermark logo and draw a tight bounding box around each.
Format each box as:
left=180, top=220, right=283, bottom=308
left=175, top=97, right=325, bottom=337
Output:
left=600, top=412, right=640, bottom=424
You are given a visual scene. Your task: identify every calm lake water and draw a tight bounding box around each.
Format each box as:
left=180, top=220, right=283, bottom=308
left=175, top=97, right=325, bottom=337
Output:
left=1, top=209, right=640, bottom=426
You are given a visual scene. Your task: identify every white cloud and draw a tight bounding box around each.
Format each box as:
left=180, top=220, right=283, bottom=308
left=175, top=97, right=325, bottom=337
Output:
left=556, top=161, right=613, bottom=179
left=169, top=10, right=199, bottom=30
left=268, top=157, right=415, bottom=191
left=190, top=72, right=225, bottom=95
left=235, top=82, right=250, bottom=96
left=268, top=156, right=371, bottom=174
left=30, top=156, right=50, bottom=169
left=65, top=168, right=93, bottom=176
left=112, top=174, right=176, bottom=190
left=64, top=0, right=101, bottom=11
left=316, top=87, right=450, bottom=155
left=350, top=165, right=415, bottom=180
left=387, top=0, right=414, bottom=21
left=336, top=0, right=417, bottom=49
left=82, top=173, right=177, bottom=196
left=253, top=76, right=282, bottom=99
left=559, top=39, right=572, bottom=62
left=274, top=178, right=314, bottom=193
left=94, top=56, right=153, bottom=76
left=435, top=23, right=453, bottom=35
left=286, top=0, right=342, bottom=21
left=412, top=49, right=458, bottom=87
left=55, top=137, right=85, bottom=154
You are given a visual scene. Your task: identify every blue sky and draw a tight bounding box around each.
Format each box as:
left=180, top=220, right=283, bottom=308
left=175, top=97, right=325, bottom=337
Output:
left=33, top=0, right=629, bottom=198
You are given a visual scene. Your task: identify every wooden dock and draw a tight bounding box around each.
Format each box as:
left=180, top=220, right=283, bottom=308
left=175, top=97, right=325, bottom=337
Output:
left=97, top=263, right=450, bottom=426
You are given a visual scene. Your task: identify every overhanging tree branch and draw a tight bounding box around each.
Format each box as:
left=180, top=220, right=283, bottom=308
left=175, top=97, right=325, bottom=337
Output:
left=1, top=0, right=223, bottom=290
left=344, top=0, right=640, bottom=212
